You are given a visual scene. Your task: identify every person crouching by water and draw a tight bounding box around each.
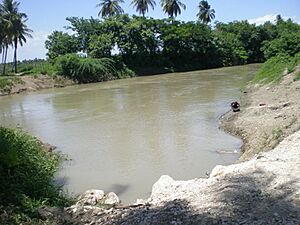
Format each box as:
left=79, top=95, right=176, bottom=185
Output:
left=231, top=101, right=240, bottom=112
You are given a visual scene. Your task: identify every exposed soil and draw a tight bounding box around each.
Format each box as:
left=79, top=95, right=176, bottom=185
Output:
left=0, top=74, right=74, bottom=96
left=221, top=71, right=300, bottom=161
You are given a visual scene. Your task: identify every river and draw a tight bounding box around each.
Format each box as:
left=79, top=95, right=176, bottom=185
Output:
left=0, top=64, right=260, bottom=203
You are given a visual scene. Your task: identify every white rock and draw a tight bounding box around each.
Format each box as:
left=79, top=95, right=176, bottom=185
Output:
left=209, top=165, right=226, bottom=178
left=77, top=189, right=105, bottom=206
left=104, top=192, right=120, bottom=205
left=149, top=175, right=175, bottom=204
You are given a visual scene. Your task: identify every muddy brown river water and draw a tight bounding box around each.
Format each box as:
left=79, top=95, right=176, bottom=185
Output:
left=0, top=64, right=260, bottom=203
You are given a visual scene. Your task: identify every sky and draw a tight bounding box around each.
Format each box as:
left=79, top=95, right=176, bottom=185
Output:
left=6, top=0, right=300, bottom=61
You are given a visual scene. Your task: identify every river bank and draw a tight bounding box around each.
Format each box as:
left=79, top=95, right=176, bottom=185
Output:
left=220, top=70, right=300, bottom=162
left=0, top=74, right=75, bottom=96
left=35, top=69, right=300, bottom=224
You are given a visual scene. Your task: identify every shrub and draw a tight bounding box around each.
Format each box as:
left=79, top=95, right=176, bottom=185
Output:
left=55, top=54, right=135, bottom=83
left=0, top=127, right=70, bottom=223
left=262, top=31, right=300, bottom=60
left=55, top=54, right=116, bottom=83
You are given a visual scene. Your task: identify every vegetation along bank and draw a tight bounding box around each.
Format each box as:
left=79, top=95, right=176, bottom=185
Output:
left=1, top=0, right=300, bottom=95
left=3, top=55, right=299, bottom=224
left=1, top=0, right=300, bottom=224
left=31, top=39, right=300, bottom=225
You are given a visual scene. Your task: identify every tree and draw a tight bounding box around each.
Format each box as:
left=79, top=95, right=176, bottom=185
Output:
left=0, top=10, right=5, bottom=65
left=0, top=0, right=32, bottom=74
left=276, top=14, right=283, bottom=24
left=11, top=15, right=32, bottom=72
left=197, top=0, right=215, bottom=24
left=160, top=0, right=186, bottom=18
left=131, top=0, right=156, bottom=17
left=96, top=0, right=124, bottom=18
left=45, top=31, right=79, bottom=59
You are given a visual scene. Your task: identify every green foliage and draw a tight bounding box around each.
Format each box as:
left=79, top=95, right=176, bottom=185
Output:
left=197, top=0, right=215, bottom=24
left=0, top=59, right=56, bottom=76
left=252, top=54, right=290, bottom=84
left=294, top=71, right=300, bottom=82
left=0, top=127, right=71, bottom=224
left=262, top=31, right=300, bottom=59
left=45, top=31, right=80, bottom=59
left=160, top=0, right=186, bottom=18
left=287, top=53, right=300, bottom=74
left=88, top=33, right=115, bottom=58
left=45, top=15, right=300, bottom=76
left=55, top=54, right=124, bottom=83
left=131, top=0, right=156, bottom=17
left=97, top=0, right=124, bottom=18
left=0, top=76, right=23, bottom=93
left=18, top=60, right=56, bottom=75
left=253, top=53, right=300, bottom=84
left=0, top=0, right=32, bottom=74
left=0, top=77, right=13, bottom=89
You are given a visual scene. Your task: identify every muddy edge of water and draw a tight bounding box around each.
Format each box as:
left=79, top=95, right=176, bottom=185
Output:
left=0, top=64, right=261, bottom=203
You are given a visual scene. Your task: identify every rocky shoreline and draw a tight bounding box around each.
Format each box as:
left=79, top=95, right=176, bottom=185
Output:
left=38, top=71, right=300, bottom=224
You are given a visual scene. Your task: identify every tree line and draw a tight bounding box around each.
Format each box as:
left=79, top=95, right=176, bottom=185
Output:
left=0, top=0, right=32, bottom=75
left=97, top=0, right=215, bottom=24
left=46, top=14, right=300, bottom=75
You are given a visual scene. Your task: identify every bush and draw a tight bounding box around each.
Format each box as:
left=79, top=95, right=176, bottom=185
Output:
left=55, top=54, right=135, bottom=83
left=262, top=31, right=300, bottom=60
left=55, top=54, right=116, bottom=83
left=0, top=127, right=70, bottom=223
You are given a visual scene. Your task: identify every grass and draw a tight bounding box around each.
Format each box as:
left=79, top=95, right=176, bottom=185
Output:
left=0, top=60, right=56, bottom=76
left=0, top=76, right=24, bottom=93
left=252, top=53, right=300, bottom=84
left=293, top=71, right=300, bottom=81
left=0, top=127, right=73, bottom=224
left=252, top=54, right=290, bottom=84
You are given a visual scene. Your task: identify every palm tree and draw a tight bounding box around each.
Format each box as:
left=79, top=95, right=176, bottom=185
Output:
left=96, top=0, right=124, bottom=18
left=12, top=15, right=32, bottom=73
left=0, top=12, right=4, bottom=65
left=197, top=0, right=215, bottom=24
left=131, top=0, right=156, bottom=17
left=0, top=0, right=32, bottom=74
left=160, top=0, right=186, bottom=18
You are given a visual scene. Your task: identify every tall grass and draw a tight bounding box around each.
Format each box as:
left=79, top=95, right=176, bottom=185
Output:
left=0, top=127, right=71, bottom=224
left=0, top=77, right=24, bottom=93
left=0, top=60, right=56, bottom=76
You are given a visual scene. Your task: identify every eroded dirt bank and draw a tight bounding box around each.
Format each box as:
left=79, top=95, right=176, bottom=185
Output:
left=0, top=75, right=74, bottom=96
left=39, top=72, right=300, bottom=224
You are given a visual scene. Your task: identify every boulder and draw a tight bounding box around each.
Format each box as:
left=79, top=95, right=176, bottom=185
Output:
left=77, top=189, right=105, bottom=206
left=149, top=175, right=175, bottom=204
left=209, top=165, right=226, bottom=178
left=103, top=192, right=120, bottom=205
left=76, top=189, right=120, bottom=206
